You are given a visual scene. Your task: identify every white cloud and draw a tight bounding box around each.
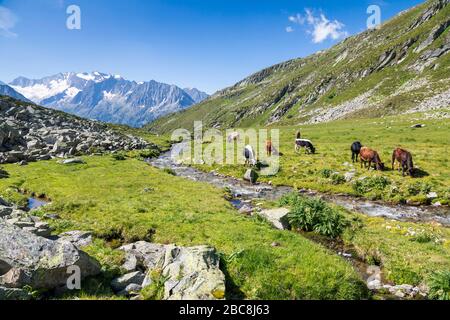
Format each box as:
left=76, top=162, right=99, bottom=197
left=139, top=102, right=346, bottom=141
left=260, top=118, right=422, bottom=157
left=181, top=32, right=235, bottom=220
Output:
left=0, top=6, right=18, bottom=38
left=285, top=26, right=294, bottom=33
left=288, top=14, right=305, bottom=25
left=288, top=9, right=348, bottom=43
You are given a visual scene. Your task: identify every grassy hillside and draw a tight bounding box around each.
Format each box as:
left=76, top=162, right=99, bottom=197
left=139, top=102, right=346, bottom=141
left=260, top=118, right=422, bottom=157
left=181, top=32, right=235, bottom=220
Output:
left=148, top=0, right=450, bottom=134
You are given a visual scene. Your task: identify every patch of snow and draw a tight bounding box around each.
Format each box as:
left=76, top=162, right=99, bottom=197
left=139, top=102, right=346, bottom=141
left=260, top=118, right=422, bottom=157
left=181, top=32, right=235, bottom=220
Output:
left=11, top=79, right=70, bottom=103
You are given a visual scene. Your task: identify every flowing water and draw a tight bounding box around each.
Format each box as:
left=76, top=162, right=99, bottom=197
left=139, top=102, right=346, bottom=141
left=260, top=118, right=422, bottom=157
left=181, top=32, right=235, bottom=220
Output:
left=148, top=149, right=450, bottom=226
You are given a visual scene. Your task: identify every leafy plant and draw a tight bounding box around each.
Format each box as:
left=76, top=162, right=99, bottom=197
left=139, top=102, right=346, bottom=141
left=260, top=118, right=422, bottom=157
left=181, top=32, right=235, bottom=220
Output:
left=112, top=153, right=126, bottom=161
left=353, top=176, right=391, bottom=194
left=163, top=168, right=176, bottom=176
left=319, top=169, right=333, bottom=179
left=284, top=194, right=348, bottom=238
left=140, top=269, right=170, bottom=300
left=407, top=182, right=432, bottom=196
left=428, top=271, right=450, bottom=300
left=331, top=173, right=346, bottom=185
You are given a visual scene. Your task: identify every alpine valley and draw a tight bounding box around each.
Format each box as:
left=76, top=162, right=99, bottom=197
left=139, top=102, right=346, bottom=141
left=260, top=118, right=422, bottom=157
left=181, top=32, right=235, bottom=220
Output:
left=8, top=72, right=208, bottom=127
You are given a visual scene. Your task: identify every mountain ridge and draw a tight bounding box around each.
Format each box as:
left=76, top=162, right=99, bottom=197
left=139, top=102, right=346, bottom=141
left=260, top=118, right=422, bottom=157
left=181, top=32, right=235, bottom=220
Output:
left=147, top=0, right=450, bottom=133
left=10, top=72, right=209, bottom=128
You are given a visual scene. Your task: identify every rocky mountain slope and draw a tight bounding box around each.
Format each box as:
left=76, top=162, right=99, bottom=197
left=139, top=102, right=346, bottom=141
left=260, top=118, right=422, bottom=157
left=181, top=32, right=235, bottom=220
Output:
left=0, top=95, right=149, bottom=164
left=148, top=0, right=450, bottom=133
left=9, top=72, right=208, bottom=128
left=0, top=82, right=31, bottom=103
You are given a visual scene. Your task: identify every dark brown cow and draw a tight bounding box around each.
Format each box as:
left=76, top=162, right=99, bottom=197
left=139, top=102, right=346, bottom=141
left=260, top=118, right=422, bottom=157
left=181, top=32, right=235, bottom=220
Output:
left=392, top=148, right=414, bottom=176
left=360, top=147, right=384, bottom=171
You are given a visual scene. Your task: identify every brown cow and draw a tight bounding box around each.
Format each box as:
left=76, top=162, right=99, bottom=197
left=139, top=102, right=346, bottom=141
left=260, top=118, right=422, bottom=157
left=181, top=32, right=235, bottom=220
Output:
left=266, top=140, right=272, bottom=157
left=392, top=148, right=414, bottom=176
left=360, top=147, right=384, bottom=171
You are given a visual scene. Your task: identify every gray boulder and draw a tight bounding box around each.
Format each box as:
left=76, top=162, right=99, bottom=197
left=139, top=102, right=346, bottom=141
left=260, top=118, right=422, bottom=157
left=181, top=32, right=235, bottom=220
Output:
left=243, top=169, right=258, bottom=184
left=258, top=208, right=291, bottom=230
left=120, top=242, right=226, bottom=300
left=58, top=231, right=93, bottom=248
left=159, top=245, right=226, bottom=300
left=0, top=223, right=101, bottom=290
left=111, top=271, right=145, bottom=292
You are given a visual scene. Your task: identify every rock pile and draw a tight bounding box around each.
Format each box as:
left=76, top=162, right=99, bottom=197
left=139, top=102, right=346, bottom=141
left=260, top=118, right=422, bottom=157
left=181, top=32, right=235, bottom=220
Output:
left=0, top=199, right=52, bottom=237
left=0, top=97, right=149, bottom=164
left=0, top=197, right=100, bottom=299
left=113, top=241, right=226, bottom=300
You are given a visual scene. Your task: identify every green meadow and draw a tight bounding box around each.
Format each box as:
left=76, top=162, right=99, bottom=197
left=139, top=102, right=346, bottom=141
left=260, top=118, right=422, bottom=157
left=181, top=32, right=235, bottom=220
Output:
left=195, top=113, right=450, bottom=206
left=0, top=156, right=367, bottom=300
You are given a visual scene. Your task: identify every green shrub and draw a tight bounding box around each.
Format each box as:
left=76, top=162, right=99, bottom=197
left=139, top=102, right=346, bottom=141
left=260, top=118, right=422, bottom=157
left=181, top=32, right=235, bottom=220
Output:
left=428, top=271, right=450, bottom=300
left=112, top=153, right=126, bottom=161
left=407, top=182, right=432, bottom=196
left=163, top=168, right=176, bottom=176
left=139, top=148, right=160, bottom=159
left=353, top=176, right=391, bottom=194
left=284, top=194, right=348, bottom=238
left=331, top=173, right=346, bottom=185
left=319, top=169, right=333, bottom=179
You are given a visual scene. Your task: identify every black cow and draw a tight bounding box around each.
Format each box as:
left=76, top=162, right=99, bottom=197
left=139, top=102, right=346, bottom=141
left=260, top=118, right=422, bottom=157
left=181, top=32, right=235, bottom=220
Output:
left=351, top=141, right=362, bottom=163
left=295, top=139, right=316, bottom=154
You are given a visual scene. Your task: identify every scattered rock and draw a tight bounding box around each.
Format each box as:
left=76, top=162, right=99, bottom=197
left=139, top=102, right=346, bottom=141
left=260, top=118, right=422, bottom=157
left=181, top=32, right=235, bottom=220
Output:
left=0, top=98, right=149, bottom=165
left=58, top=231, right=93, bottom=248
left=271, top=242, right=281, bottom=247
left=344, top=171, right=356, bottom=182
left=238, top=204, right=253, bottom=215
left=243, top=169, right=258, bottom=184
left=258, top=208, right=291, bottom=230
left=426, top=192, right=438, bottom=199
left=59, top=158, right=86, bottom=165
left=0, top=223, right=101, bottom=290
left=111, top=271, right=145, bottom=293
left=119, top=242, right=226, bottom=300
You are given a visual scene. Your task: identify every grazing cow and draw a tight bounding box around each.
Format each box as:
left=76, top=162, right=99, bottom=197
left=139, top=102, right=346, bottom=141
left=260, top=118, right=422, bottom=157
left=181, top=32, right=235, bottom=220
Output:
left=360, top=147, right=384, bottom=170
left=266, top=140, right=272, bottom=157
left=244, top=145, right=257, bottom=166
left=295, top=139, right=316, bottom=154
left=227, top=132, right=240, bottom=143
left=351, top=141, right=363, bottom=163
left=392, top=148, right=414, bottom=176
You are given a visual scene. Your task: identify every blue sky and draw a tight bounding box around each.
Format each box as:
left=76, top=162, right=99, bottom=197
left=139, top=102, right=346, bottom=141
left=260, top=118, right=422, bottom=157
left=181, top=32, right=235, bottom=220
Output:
left=0, top=0, right=424, bottom=93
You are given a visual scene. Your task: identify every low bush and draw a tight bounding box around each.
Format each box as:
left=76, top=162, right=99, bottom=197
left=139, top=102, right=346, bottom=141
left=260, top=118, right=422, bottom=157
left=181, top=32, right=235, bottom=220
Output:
left=331, top=173, right=346, bottom=185
left=428, top=270, right=450, bottom=300
left=353, top=176, right=391, bottom=194
left=281, top=193, right=348, bottom=238
left=319, top=169, right=333, bottom=179
left=407, top=182, right=432, bottom=196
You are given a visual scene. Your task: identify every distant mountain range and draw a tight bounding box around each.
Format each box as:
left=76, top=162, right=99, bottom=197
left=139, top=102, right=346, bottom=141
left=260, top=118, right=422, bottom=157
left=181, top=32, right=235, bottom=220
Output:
left=7, top=72, right=208, bottom=127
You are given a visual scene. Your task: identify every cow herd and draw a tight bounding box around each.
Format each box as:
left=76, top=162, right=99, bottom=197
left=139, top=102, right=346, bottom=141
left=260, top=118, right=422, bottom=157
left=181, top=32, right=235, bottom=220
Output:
left=242, top=130, right=416, bottom=178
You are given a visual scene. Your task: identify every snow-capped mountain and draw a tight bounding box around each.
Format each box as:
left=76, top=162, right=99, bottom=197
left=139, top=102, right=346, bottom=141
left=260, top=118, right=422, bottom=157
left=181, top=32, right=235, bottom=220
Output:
left=0, top=81, right=31, bottom=103
left=9, top=72, right=208, bottom=127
